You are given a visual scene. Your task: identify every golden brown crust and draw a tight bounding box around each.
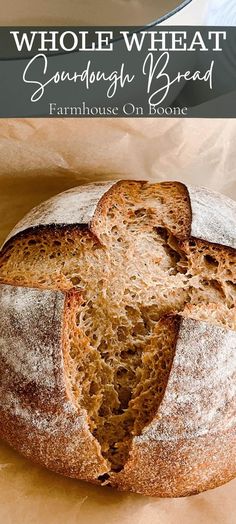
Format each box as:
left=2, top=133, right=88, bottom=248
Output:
left=1, top=181, right=121, bottom=249
left=0, top=180, right=236, bottom=497
left=188, top=185, right=236, bottom=249
left=2, top=180, right=236, bottom=251
left=110, top=429, right=236, bottom=497
left=0, top=285, right=108, bottom=480
left=111, top=317, right=236, bottom=496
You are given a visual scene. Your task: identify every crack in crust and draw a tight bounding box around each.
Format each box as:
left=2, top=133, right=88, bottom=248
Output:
left=0, top=180, right=236, bottom=496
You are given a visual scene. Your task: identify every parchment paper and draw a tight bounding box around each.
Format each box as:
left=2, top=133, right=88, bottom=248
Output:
left=0, top=117, right=236, bottom=523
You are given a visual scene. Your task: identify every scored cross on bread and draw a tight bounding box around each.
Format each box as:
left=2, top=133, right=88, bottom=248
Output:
left=0, top=180, right=236, bottom=497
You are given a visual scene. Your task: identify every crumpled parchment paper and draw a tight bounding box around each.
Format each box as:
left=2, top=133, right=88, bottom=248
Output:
left=0, top=117, right=236, bottom=524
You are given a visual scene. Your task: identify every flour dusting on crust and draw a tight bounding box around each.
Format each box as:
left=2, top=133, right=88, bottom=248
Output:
left=136, top=317, right=236, bottom=443
left=2, top=181, right=118, bottom=249
left=0, top=285, right=65, bottom=390
left=0, top=180, right=236, bottom=495
left=187, top=185, right=236, bottom=249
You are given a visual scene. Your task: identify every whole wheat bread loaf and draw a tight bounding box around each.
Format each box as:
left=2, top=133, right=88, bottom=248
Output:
left=0, top=180, right=236, bottom=497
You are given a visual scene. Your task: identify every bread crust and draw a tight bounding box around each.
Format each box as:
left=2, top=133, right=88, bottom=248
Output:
left=2, top=181, right=236, bottom=250
left=1, top=180, right=121, bottom=249
left=188, top=185, right=236, bottom=249
left=111, top=318, right=236, bottom=496
left=0, top=180, right=236, bottom=497
left=0, top=285, right=109, bottom=480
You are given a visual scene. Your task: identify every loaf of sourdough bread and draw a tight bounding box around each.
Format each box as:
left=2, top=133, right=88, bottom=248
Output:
left=0, top=180, right=236, bottom=497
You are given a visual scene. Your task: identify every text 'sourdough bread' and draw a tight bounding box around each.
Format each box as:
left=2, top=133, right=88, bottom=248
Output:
left=0, top=180, right=236, bottom=497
